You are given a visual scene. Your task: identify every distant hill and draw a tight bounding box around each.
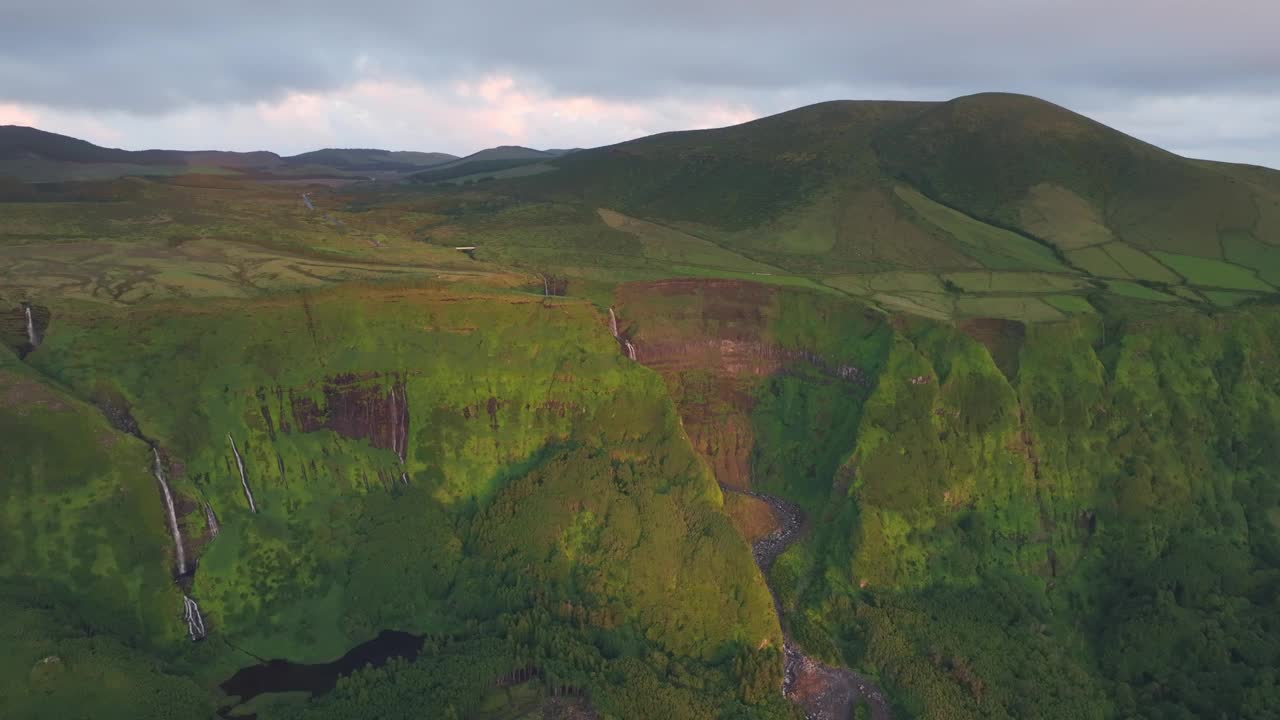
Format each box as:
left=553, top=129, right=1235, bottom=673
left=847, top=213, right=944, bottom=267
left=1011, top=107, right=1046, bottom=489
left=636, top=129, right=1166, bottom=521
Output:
left=283, top=148, right=457, bottom=172
left=0, top=126, right=458, bottom=182
left=506, top=93, right=1280, bottom=274
left=408, top=145, right=563, bottom=184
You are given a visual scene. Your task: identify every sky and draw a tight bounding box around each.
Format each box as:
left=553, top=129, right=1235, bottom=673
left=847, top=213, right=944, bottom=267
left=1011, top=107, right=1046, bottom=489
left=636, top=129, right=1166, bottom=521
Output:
left=2, top=0, right=1278, bottom=167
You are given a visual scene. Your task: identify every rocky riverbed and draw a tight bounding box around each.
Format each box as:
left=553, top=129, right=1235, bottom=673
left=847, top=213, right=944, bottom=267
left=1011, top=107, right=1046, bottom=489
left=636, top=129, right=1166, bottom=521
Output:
left=723, top=484, right=891, bottom=720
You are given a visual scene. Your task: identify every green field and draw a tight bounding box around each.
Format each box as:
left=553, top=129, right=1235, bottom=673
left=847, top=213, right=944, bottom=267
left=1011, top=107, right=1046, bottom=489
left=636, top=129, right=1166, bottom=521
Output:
left=1152, top=250, right=1275, bottom=291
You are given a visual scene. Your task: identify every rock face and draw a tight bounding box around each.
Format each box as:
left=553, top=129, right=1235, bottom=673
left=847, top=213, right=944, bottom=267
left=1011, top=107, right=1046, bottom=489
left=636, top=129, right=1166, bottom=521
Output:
left=722, top=482, right=891, bottom=720
left=616, top=279, right=870, bottom=490
left=4, top=303, right=48, bottom=357
left=290, top=373, right=410, bottom=461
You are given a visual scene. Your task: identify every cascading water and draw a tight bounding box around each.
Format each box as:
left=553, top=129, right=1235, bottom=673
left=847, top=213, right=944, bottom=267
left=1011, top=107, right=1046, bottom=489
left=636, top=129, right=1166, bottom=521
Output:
left=542, top=275, right=550, bottom=296
left=228, top=434, right=258, bottom=513
left=23, top=304, right=39, bottom=348
left=151, top=447, right=187, bottom=576
left=204, top=502, right=221, bottom=538
left=182, top=595, right=207, bottom=641
left=608, top=307, right=637, bottom=360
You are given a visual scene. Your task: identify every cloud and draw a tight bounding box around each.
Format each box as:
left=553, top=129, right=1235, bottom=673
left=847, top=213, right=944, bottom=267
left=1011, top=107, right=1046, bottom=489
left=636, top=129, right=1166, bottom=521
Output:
left=1, top=75, right=759, bottom=156
left=1, top=0, right=1278, bottom=165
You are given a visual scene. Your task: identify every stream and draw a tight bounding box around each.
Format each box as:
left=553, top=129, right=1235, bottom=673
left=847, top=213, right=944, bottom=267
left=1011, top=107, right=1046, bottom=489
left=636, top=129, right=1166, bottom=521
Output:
left=724, top=484, right=892, bottom=720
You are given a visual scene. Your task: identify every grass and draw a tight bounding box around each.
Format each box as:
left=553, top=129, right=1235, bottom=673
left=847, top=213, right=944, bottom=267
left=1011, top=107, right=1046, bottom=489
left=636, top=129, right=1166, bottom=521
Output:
left=1201, top=290, right=1261, bottom=307
left=955, top=296, right=1064, bottom=322
left=8, top=92, right=1280, bottom=720
left=941, top=271, right=1089, bottom=293
left=1105, top=280, right=1180, bottom=302
left=597, top=208, right=780, bottom=274
left=1043, top=294, right=1096, bottom=314
left=1222, top=232, right=1280, bottom=286
left=1150, top=251, right=1274, bottom=291
left=893, top=186, right=1068, bottom=272
left=1101, top=244, right=1181, bottom=283
left=1067, top=245, right=1131, bottom=278
left=1017, top=183, right=1114, bottom=250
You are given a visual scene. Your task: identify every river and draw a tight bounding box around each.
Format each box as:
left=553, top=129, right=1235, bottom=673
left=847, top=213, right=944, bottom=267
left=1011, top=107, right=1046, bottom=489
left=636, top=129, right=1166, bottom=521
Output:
left=724, top=484, right=891, bottom=720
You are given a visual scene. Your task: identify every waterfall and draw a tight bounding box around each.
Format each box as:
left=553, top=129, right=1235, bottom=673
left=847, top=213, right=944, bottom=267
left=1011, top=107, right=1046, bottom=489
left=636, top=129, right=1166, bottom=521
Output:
left=23, top=305, right=38, bottom=348
left=151, top=447, right=187, bottom=576
left=608, top=308, right=637, bottom=361
left=542, top=275, right=550, bottom=296
left=228, top=434, right=258, bottom=513
left=182, top=595, right=207, bottom=641
left=204, top=502, right=220, bottom=538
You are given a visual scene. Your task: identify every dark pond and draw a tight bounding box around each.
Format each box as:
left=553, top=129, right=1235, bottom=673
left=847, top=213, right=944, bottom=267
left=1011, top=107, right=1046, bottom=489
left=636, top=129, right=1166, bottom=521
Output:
left=220, top=630, right=424, bottom=703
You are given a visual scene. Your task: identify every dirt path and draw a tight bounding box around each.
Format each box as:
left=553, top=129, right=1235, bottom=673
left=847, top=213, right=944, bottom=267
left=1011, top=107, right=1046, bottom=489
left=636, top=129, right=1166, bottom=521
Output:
left=724, top=484, right=891, bottom=720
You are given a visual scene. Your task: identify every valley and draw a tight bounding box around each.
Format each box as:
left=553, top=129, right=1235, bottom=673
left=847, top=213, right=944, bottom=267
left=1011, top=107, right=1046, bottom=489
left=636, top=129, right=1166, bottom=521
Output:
left=3, top=93, right=1280, bottom=720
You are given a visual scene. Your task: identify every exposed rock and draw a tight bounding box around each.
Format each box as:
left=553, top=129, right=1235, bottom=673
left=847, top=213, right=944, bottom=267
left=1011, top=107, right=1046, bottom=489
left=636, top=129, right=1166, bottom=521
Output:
left=290, top=373, right=409, bottom=461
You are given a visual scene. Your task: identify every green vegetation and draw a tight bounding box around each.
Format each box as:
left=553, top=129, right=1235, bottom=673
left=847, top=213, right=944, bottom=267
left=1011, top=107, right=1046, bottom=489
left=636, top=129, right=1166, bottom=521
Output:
left=4, top=91, right=1280, bottom=719
left=741, top=310, right=1280, bottom=719
left=1151, top=251, right=1274, bottom=291
left=893, top=186, right=1067, bottom=272
left=1104, top=280, right=1179, bottom=302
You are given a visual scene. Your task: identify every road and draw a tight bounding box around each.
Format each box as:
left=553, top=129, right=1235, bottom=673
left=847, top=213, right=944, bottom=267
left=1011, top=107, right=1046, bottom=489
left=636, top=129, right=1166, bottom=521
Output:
left=724, top=484, right=892, bottom=720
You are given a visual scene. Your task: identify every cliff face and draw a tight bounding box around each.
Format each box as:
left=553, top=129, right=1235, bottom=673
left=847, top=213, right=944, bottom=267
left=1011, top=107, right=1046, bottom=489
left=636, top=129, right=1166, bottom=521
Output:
left=288, top=373, right=410, bottom=462
left=616, top=280, right=887, bottom=495
left=615, top=278, right=1280, bottom=719
left=13, top=283, right=777, bottom=667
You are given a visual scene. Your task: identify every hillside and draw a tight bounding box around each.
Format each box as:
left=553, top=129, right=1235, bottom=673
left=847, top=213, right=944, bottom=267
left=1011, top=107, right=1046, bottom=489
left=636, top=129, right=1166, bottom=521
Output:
left=0, top=125, right=282, bottom=180
left=408, top=145, right=565, bottom=184
left=4, top=93, right=1280, bottom=720
left=284, top=148, right=458, bottom=172
left=0, top=126, right=458, bottom=181
left=416, top=93, right=1280, bottom=321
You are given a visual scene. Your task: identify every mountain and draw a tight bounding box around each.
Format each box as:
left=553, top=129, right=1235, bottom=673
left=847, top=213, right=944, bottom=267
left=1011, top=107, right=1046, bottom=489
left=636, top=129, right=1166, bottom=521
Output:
left=457, top=93, right=1278, bottom=320
left=4, top=94, right=1280, bottom=720
left=408, top=145, right=564, bottom=184
left=0, top=126, right=459, bottom=181
left=283, top=148, right=458, bottom=172
left=0, top=125, right=283, bottom=180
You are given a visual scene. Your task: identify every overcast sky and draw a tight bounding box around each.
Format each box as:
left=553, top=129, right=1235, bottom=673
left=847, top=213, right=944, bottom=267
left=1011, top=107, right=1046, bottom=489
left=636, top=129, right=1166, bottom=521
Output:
left=2, top=0, right=1277, bottom=167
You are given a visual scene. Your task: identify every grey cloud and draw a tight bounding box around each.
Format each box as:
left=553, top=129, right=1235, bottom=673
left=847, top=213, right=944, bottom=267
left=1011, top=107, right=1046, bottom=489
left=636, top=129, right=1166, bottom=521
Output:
left=3, top=0, right=1278, bottom=113
left=3, top=0, right=1279, bottom=166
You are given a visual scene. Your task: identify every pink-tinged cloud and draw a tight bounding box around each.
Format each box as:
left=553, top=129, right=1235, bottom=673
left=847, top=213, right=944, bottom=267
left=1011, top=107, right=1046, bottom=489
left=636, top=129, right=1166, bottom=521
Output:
left=32, top=73, right=760, bottom=155
left=2, top=73, right=1277, bottom=169
left=0, top=103, right=40, bottom=126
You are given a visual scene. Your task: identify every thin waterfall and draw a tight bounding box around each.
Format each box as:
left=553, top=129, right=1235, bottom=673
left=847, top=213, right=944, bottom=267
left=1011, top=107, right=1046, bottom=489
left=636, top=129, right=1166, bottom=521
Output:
left=608, top=308, right=636, bottom=360
left=182, top=595, right=207, bottom=641
left=228, top=434, right=258, bottom=513
left=542, top=275, right=550, bottom=296
left=151, top=447, right=187, bottom=576
left=23, top=305, right=38, bottom=348
left=204, top=502, right=220, bottom=538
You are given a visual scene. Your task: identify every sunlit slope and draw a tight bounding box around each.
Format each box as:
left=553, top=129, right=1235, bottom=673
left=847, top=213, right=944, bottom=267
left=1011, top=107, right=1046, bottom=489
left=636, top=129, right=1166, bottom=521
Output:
left=461, top=93, right=1280, bottom=320
left=0, top=349, right=182, bottom=644
left=611, top=278, right=1280, bottom=719
left=875, top=94, right=1278, bottom=250
left=22, top=283, right=779, bottom=667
